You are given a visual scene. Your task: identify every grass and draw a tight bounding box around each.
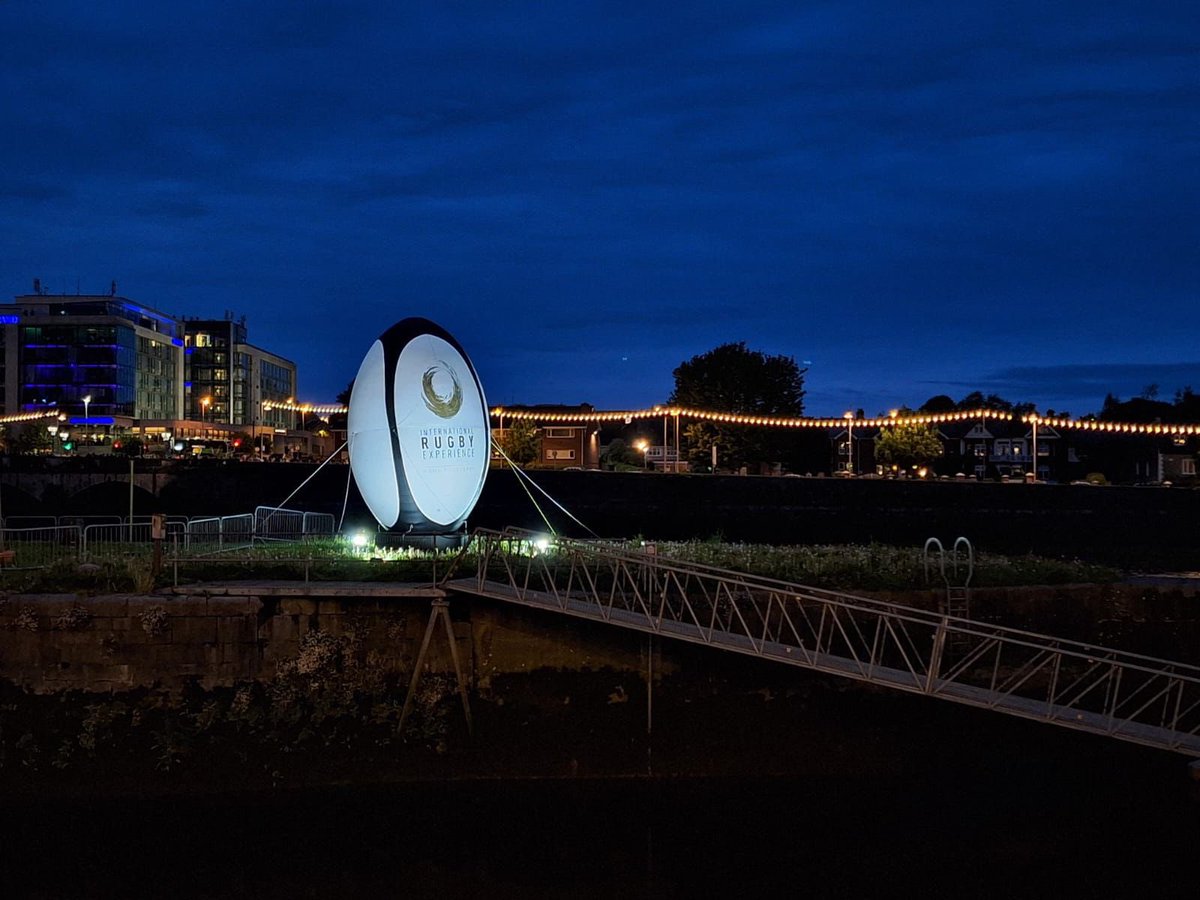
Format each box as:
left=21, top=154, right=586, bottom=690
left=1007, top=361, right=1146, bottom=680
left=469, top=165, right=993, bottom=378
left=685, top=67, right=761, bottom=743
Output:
left=629, top=539, right=1121, bottom=592
left=0, top=534, right=1120, bottom=594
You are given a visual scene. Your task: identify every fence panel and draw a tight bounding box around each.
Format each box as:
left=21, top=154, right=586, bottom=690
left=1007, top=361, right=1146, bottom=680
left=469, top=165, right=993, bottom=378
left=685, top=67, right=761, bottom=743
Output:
left=83, top=523, right=152, bottom=560
left=185, top=516, right=222, bottom=552
left=220, top=513, right=254, bottom=550
left=183, top=514, right=254, bottom=553
left=0, top=526, right=81, bottom=568
left=302, top=512, right=335, bottom=538
left=255, top=506, right=304, bottom=542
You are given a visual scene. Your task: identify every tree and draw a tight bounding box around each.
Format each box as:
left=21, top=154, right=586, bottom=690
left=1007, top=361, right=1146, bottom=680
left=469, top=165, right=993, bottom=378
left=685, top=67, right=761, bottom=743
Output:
left=9, top=423, right=53, bottom=455
left=497, top=419, right=540, bottom=466
left=669, top=342, right=805, bottom=470
left=601, top=438, right=641, bottom=471
left=328, top=379, right=354, bottom=430
left=919, top=395, right=956, bottom=413
left=874, top=421, right=945, bottom=471
left=956, top=391, right=1015, bottom=412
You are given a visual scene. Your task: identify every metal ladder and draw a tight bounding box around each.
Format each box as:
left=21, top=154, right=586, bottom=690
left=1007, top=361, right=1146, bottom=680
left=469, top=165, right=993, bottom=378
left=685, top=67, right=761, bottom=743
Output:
left=923, top=536, right=974, bottom=622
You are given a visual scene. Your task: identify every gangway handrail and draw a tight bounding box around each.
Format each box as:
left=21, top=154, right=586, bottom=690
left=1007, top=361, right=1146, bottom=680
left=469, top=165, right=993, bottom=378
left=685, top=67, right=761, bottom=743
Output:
left=463, top=528, right=1200, bottom=680
left=446, top=527, right=1200, bottom=756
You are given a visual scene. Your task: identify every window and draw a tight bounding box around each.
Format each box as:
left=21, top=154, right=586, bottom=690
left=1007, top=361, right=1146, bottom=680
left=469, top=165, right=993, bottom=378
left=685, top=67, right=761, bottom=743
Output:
left=545, top=449, right=576, bottom=460
left=544, top=427, right=578, bottom=438
left=1182, top=459, right=1196, bottom=476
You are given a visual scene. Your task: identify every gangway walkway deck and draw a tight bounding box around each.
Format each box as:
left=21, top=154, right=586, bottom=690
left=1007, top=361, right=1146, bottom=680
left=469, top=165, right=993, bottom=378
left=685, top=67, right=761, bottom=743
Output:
left=443, top=528, right=1200, bottom=757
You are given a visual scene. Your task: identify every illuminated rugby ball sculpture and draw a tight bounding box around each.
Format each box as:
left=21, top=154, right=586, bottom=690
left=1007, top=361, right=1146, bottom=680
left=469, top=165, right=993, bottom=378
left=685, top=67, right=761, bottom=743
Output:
left=347, top=318, right=489, bottom=534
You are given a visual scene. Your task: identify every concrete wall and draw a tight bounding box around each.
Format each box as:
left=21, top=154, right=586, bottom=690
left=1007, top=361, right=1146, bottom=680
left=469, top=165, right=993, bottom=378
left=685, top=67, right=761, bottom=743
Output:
left=0, top=591, right=651, bottom=694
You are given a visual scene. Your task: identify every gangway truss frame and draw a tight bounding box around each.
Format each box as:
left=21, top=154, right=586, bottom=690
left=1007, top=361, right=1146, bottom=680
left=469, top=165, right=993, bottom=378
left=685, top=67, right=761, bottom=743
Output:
left=442, top=528, right=1200, bottom=757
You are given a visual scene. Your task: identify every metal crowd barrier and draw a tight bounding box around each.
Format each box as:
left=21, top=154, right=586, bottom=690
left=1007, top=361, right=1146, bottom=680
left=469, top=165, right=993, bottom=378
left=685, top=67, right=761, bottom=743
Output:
left=0, top=508, right=334, bottom=568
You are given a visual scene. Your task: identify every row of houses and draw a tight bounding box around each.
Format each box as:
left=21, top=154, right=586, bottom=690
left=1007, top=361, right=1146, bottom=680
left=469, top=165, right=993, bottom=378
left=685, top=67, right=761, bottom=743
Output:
left=493, top=405, right=1200, bottom=485
left=843, top=418, right=1198, bottom=484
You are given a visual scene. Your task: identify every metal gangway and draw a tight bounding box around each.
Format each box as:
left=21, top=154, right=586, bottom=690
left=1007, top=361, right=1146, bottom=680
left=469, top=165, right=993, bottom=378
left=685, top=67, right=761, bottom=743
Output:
left=443, top=528, right=1200, bottom=757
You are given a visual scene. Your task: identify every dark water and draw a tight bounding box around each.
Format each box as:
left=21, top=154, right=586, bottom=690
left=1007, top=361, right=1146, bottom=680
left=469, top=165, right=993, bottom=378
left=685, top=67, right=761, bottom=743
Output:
left=2, top=650, right=1196, bottom=898
left=2, top=750, right=1196, bottom=899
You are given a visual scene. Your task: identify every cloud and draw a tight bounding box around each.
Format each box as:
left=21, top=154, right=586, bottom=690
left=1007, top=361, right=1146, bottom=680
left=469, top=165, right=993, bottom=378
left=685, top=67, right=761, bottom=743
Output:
left=0, top=1, right=1196, bottom=413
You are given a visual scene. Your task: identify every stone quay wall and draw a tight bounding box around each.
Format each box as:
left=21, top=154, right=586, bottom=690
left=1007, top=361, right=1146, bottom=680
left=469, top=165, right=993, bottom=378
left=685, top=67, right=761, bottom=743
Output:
left=0, top=590, right=650, bottom=694
left=0, top=581, right=1196, bottom=695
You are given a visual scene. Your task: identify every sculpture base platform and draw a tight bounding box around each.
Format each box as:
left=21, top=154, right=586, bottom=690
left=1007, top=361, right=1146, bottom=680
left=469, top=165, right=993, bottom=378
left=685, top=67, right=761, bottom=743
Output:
left=374, top=530, right=469, bottom=551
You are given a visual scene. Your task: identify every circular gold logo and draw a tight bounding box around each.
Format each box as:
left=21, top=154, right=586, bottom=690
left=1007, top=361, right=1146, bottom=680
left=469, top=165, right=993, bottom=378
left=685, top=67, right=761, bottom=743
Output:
left=422, top=362, right=463, bottom=418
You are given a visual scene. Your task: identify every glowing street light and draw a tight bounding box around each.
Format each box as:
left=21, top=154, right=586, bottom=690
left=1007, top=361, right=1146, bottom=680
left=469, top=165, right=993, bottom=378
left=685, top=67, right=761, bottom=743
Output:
left=200, top=396, right=212, bottom=423
left=81, top=394, right=92, bottom=422
left=635, top=438, right=649, bottom=470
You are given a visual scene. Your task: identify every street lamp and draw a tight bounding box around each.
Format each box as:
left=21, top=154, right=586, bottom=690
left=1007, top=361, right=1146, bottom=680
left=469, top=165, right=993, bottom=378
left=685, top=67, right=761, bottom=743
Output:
left=635, top=439, right=649, bottom=470
left=81, top=394, right=91, bottom=422
left=200, top=396, right=211, bottom=424
left=1030, top=413, right=1039, bottom=482
left=844, top=411, right=855, bottom=475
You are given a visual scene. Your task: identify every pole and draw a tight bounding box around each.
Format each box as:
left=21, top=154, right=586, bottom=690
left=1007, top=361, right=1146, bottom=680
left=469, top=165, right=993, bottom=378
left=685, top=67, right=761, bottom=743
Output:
left=648, top=634, right=654, bottom=734
left=128, top=458, right=134, bottom=540
left=847, top=419, right=854, bottom=474
left=1031, top=417, right=1038, bottom=481
left=151, top=513, right=164, bottom=578
left=673, top=413, right=679, bottom=473
left=663, top=415, right=668, bottom=472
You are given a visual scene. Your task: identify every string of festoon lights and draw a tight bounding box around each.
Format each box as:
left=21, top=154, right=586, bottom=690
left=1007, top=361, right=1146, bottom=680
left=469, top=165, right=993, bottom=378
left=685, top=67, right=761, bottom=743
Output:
left=0, top=411, right=64, bottom=425
left=1021, top=415, right=1200, bottom=437
left=490, top=406, right=1013, bottom=428
left=264, top=400, right=1200, bottom=436
left=262, top=401, right=348, bottom=417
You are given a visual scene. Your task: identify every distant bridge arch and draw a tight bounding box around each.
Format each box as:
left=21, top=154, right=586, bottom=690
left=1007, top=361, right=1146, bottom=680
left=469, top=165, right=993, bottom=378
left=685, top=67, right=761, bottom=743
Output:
left=0, top=471, right=174, bottom=503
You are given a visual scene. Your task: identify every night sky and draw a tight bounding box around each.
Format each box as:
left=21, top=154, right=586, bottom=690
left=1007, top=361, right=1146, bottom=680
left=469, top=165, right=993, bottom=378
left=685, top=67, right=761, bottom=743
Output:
left=3, top=2, right=1197, bottom=417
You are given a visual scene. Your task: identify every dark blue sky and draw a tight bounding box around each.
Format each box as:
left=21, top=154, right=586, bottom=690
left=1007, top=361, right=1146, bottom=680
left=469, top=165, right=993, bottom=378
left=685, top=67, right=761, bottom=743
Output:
left=3, top=1, right=1197, bottom=417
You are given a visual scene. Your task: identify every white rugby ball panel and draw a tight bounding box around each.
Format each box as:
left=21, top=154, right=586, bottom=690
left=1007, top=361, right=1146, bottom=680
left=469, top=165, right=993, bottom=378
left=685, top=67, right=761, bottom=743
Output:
left=394, top=333, right=489, bottom=526
left=347, top=339, right=400, bottom=529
